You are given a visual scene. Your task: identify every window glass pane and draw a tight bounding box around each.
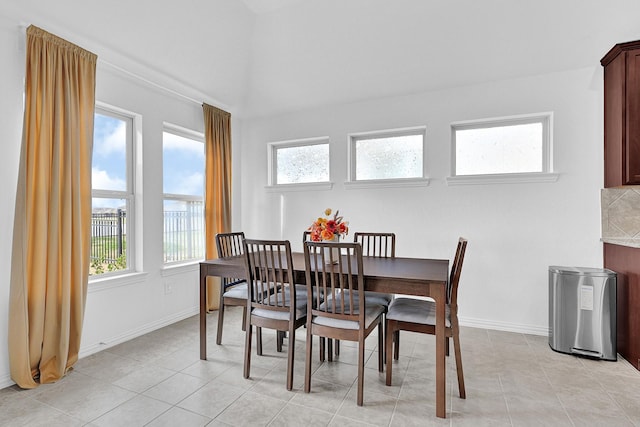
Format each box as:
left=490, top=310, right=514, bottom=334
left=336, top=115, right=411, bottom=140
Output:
left=355, top=134, right=422, bottom=180
left=455, top=122, right=543, bottom=175
left=276, top=143, right=329, bottom=184
left=91, top=198, right=127, bottom=276
left=163, top=199, right=205, bottom=263
left=163, top=132, right=204, bottom=196
left=93, top=114, right=127, bottom=191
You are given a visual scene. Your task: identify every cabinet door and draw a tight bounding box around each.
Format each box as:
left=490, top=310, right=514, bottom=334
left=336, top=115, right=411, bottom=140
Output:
left=626, top=49, right=640, bottom=184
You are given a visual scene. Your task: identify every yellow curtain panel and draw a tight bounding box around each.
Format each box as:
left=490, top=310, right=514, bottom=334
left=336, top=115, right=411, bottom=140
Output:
left=203, top=103, right=232, bottom=310
left=9, top=25, right=97, bottom=388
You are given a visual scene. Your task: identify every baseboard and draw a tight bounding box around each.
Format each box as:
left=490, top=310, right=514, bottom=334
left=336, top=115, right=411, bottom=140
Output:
left=460, top=316, right=549, bottom=336
left=0, top=372, right=14, bottom=389
left=78, top=306, right=200, bottom=358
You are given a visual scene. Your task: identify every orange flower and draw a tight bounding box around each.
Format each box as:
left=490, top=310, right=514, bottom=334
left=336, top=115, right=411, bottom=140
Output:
left=308, top=208, right=349, bottom=242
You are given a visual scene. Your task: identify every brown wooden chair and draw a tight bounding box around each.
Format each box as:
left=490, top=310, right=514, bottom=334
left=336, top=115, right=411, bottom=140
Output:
left=350, top=232, right=396, bottom=358
left=354, top=231, right=396, bottom=258
left=243, top=239, right=307, bottom=390
left=215, top=232, right=248, bottom=345
left=303, top=241, right=384, bottom=406
left=385, top=237, right=468, bottom=399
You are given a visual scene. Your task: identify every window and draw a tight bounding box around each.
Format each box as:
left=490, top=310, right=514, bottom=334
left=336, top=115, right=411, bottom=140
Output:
left=91, top=106, right=135, bottom=276
left=449, top=113, right=557, bottom=184
left=163, top=125, right=205, bottom=264
left=268, top=137, right=330, bottom=187
left=347, top=126, right=427, bottom=186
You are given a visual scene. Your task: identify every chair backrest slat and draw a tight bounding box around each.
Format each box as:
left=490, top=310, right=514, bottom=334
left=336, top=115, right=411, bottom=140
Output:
left=244, top=239, right=295, bottom=313
left=304, top=241, right=364, bottom=322
left=448, top=238, right=468, bottom=307
left=353, top=232, right=395, bottom=258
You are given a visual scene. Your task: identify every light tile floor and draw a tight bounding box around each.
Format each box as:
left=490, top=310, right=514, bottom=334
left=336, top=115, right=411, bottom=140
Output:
left=2, top=306, right=640, bottom=426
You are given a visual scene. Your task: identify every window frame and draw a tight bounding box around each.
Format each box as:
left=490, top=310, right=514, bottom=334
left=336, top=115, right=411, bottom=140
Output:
left=90, top=103, right=136, bottom=280
left=345, top=126, right=429, bottom=189
left=447, top=112, right=559, bottom=185
left=162, top=123, right=205, bottom=266
left=266, top=136, right=332, bottom=191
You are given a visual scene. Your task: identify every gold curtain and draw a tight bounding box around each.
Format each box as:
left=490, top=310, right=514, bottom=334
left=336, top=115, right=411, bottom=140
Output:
left=203, top=103, right=232, bottom=310
left=9, top=26, right=97, bottom=388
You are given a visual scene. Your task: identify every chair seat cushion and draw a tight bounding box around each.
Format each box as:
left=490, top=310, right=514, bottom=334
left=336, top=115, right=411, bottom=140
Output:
left=387, top=297, right=451, bottom=327
left=223, top=282, right=248, bottom=299
left=252, top=284, right=307, bottom=321
left=313, top=303, right=384, bottom=330
left=338, top=290, right=392, bottom=308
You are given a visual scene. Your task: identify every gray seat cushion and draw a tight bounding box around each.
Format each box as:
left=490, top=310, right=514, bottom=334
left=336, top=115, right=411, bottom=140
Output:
left=387, top=297, right=451, bottom=327
left=223, top=282, right=249, bottom=299
left=338, top=290, right=392, bottom=308
left=252, top=284, right=307, bottom=320
left=313, top=303, right=385, bottom=330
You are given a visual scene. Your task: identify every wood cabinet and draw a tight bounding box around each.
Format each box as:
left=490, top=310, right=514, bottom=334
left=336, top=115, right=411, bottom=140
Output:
left=601, top=40, right=640, bottom=187
left=604, top=243, right=640, bottom=370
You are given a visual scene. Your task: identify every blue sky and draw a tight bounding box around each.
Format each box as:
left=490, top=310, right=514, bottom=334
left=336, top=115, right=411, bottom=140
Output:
left=92, top=113, right=204, bottom=209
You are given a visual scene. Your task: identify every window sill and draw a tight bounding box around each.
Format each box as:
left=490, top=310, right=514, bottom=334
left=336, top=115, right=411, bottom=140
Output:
left=446, top=172, right=559, bottom=185
left=344, top=177, right=430, bottom=190
left=88, top=271, right=148, bottom=293
left=265, top=182, right=334, bottom=192
left=161, top=261, right=201, bottom=277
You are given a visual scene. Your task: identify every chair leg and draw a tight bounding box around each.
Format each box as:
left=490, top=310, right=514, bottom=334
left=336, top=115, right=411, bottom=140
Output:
left=393, top=330, right=400, bottom=360
left=385, top=320, right=395, bottom=386
left=445, top=337, right=450, bottom=357
left=377, top=321, right=384, bottom=372
left=305, top=327, right=313, bottom=393
left=452, top=327, right=466, bottom=399
left=241, top=306, right=247, bottom=331
left=277, top=331, right=283, bottom=353
left=392, top=331, right=399, bottom=360
left=257, top=326, right=263, bottom=356
left=244, top=324, right=252, bottom=379
left=216, top=304, right=225, bottom=345
left=335, top=339, right=340, bottom=356
left=357, top=336, right=365, bottom=406
left=286, top=328, right=295, bottom=391
left=327, top=339, right=333, bottom=362
left=319, top=337, right=325, bottom=362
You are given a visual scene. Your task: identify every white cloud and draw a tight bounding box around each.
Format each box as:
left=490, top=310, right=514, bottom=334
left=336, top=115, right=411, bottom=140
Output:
left=94, top=121, right=126, bottom=157
left=167, top=172, right=204, bottom=196
left=163, top=132, right=204, bottom=156
left=92, top=167, right=126, bottom=191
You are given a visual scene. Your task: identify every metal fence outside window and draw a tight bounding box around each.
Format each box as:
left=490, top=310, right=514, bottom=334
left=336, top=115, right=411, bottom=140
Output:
left=91, top=209, right=126, bottom=265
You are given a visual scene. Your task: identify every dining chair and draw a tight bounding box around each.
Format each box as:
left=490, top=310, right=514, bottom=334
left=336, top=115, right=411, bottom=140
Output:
left=349, top=232, right=396, bottom=358
left=215, top=232, right=249, bottom=345
left=385, top=237, right=468, bottom=399
left=243, top=239, right=307, bottom=390
left=303, top=241, right=384, bottom=406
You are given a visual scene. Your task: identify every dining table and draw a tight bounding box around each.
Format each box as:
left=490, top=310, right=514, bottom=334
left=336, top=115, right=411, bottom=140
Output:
left=199, top=252, right=450, bottom=418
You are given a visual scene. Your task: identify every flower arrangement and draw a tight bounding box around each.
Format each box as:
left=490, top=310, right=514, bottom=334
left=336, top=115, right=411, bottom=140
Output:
left=309, top=208, right=349, bottom=242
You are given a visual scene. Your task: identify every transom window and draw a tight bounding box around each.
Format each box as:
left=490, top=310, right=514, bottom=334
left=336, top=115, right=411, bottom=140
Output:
left=348, top=127, right=426, bottom=182
left=451, top=113, right=552, bottom=177
left=162, top=125, right=205, bottom=264
left=268, top=137, right=330, bottom=185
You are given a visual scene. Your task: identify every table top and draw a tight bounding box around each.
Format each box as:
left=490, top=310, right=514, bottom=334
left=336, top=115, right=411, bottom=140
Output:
left=200, top=252, right=449, bottom=296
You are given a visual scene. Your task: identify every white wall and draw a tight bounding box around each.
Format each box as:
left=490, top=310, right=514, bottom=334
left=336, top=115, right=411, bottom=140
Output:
left=240, top=66, right=604, bottom=335
left=0, top=16, right=244, bottom=389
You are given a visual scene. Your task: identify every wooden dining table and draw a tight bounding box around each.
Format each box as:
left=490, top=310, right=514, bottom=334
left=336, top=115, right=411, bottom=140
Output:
left=199, top=252, right=450, bottom=418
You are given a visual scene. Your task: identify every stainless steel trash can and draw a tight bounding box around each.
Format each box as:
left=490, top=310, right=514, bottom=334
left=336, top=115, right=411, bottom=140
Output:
left=548, top=266, right=617, bottom=361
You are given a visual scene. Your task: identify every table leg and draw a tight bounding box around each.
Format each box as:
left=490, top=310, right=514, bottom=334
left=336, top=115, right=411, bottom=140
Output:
left=435, top=286, right=446, bottom=418
left=200, top=266, right=207, bottom=360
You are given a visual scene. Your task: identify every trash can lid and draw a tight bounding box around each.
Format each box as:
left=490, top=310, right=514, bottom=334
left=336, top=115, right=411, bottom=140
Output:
left=549, top=266, right=616, bottom=276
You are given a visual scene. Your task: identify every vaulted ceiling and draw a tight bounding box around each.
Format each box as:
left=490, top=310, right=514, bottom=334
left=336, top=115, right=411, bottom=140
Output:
left=3, top=0, right=640, bottom=118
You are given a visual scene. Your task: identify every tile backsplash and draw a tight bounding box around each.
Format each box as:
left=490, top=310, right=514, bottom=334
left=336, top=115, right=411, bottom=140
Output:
left=601, top=186, right=640, bottom=247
